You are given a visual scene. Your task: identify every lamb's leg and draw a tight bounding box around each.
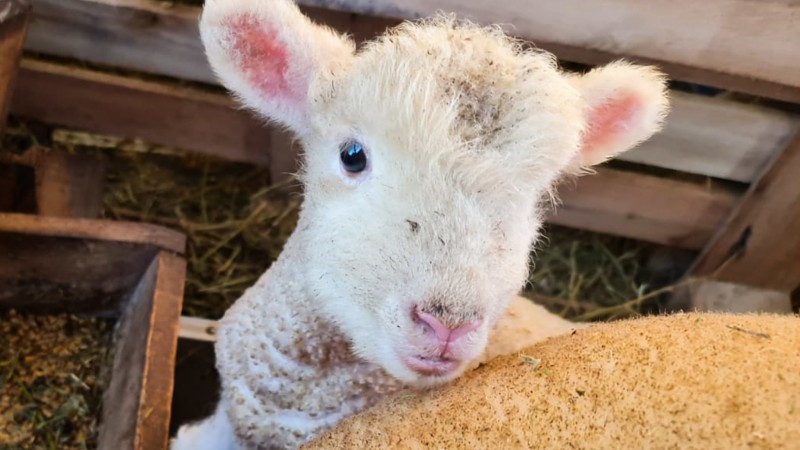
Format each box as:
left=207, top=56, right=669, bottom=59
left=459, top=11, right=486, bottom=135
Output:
left=171, top=402, right=241, bottom=450
left=479, top=295, right=589, bottom=363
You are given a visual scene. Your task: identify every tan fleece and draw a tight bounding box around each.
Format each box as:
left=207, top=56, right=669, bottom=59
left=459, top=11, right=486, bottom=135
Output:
left=306, top=313, right=800, bottom=450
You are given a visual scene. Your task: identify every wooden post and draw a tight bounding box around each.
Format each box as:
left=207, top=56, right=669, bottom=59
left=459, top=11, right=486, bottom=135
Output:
left=690, top=128, right=800, bottom=297
left=0, top=147, right=107, bottom=218
left=0, top=0, right=30, bottom=135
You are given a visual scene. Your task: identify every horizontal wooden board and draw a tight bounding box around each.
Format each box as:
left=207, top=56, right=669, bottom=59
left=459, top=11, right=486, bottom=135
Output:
left=549, top=169, right=739, bottom=250
left=24, top=0, right=355, bottom=85
left=26, top=0, right=215, bottom=83
left=12, top=59, right=272, bottom=165
left=0, top=211, right=186, bottom=253
left=21, top=1, right=799, bottom=183
left=299, top=0, right=800, bottom=103
left=628, top=92, right=797, bottom=183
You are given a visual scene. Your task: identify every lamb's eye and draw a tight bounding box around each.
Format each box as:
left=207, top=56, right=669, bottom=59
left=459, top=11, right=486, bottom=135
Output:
left=339, top=140, right=368, bottom=174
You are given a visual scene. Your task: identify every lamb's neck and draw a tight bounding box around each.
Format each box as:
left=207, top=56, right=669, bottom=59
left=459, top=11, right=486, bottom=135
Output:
left=228, top=229, right=356, bottom=367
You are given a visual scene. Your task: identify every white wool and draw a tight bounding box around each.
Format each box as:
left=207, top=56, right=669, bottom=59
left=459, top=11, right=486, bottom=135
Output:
left=174, top=0, right=669, bottom=448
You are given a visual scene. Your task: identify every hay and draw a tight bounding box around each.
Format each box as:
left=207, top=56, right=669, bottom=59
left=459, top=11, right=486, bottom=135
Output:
left=0, top=310, right=113, bottom=450
left=523, top=226, right=659, bottom=321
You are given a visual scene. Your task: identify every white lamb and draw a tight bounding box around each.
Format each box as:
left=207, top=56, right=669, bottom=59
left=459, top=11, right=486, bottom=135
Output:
left=172, top=0, right=669, bottom=448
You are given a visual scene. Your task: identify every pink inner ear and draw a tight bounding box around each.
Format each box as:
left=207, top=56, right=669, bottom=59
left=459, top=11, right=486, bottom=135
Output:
left=581, top=90, right=639, bottom=157
left=226, top=14, right=300, bottom=102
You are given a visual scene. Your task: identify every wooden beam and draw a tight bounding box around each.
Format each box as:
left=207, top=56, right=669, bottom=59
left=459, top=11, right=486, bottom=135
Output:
left=627, top=91, right=797, bottom=183
left=691, top=130, right=800, bottom=292
left=0, top=0, right=29, bottom=134
left=297, top=0, right=800, bottom=103
left=179, top=315, right=218, bottom=343
left=550, top=168, right=739, bottom=250
left=0, top=212, right=186, bottom=253
left=23, top=0, right=359, bottom=85
left=0, top=146, right=107, bottom=218
left=25, top=0, right=214, bottom=83
left=11, top=59, right=271, bottom=165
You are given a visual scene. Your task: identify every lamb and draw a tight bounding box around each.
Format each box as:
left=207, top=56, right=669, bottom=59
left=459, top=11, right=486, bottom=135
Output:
left=306, top=312, right=800, bottom=449
left=171, top=0, right=669, bottom=448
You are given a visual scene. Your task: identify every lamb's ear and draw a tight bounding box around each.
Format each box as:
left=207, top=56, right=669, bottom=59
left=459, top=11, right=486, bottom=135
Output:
left=569, top=62, right=669, bottom=167
left=200, top=0, right=355, bottom=133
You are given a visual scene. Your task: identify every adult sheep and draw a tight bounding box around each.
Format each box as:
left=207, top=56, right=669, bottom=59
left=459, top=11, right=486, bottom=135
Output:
left=172, top=0, right=669, bottom=448
left=307, top=313, right=800, bottom=449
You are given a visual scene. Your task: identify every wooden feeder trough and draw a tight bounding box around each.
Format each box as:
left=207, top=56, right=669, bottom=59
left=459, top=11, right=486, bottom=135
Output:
left=0, top=213, right=186, bottom=450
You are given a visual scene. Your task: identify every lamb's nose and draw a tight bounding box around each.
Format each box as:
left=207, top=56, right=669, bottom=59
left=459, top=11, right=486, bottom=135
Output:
left=413, top=307, right=482, bottom=344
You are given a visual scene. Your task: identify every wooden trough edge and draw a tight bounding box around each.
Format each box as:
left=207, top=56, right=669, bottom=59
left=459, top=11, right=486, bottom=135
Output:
left=135, top=250, right=186, bottom=450
left=9, top=59, right=741, bottom=249
left=0, top=212, right=186, bottom=254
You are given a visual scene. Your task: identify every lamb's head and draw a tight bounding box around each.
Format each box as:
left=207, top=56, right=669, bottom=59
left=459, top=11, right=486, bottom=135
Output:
left=201, top=0, right=669, bottom=386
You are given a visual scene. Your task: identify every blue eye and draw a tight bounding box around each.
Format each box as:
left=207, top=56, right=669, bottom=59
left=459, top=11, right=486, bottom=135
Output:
left=339, top=140, right=368, bottom=173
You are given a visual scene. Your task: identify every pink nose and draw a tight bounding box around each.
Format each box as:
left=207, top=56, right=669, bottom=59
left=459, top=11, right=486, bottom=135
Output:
left=413, top=308, right=482, bottom=344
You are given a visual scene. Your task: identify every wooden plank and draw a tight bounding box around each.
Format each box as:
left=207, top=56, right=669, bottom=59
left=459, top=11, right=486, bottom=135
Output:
left=0, top=146, right=108, bottom=219
left=35, top=150, right=107, bottom=218
left=0, top=230, right=158, bottom=314
left=681, top=279, right=792, bottom=313
left=23, top=0, right=358, bottom=85
left=11, top=59, right=271, bottom=165
left=0, top=0, right=29, bottom=134
left=26, top=0, right=214, bottom=84
left=299, top=0, right=800, bottom=103
left=626, top=91, right=798, bottom=183
left=550, top=168, right=739, bottom=250
left=136, top=251, right=185, bottom=450
left=0, top=212, right=186, bottom=253
left=19, top=1, right=799, bottom=182
left=691, top=130, right=800, bottom=292
left=179, top=315, right=218, bottom=343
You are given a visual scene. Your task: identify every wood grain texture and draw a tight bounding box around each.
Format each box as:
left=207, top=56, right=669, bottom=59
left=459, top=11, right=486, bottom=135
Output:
left=691, top=130, right=800, bottom=292
left=24, top=0, right=360, bottom=84
left=26, top=0, right=214, bottom=83
left=0, top=146, right=106, bottom=218
left=627, top=91, right=798, bottom=183
left=550, top=169, right=740, bottom=250
left=0, top=212, right=186, bottom=253
left=136, top=251, right=185, bottom=450
left=34, top=150, right=106, bottom=218
left=299, top=0, right=800, bottom=102
left=0, top=0, right=29, bottom=134
left=12, top=59, right=271, bottom=165
left=0, top=231, right=157, bottom=314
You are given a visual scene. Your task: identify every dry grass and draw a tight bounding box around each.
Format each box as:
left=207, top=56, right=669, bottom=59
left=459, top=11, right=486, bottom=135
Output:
left=523, top=226, right=656, bottom=321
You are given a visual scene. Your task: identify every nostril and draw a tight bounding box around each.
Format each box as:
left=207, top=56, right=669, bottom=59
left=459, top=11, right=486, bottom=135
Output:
left=413, top=307, right=482, bottom=344
left=448, top=320, right=483, bottom=343
left=413, top=308, right=451, bottom=342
